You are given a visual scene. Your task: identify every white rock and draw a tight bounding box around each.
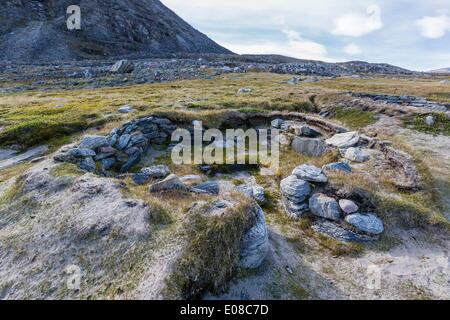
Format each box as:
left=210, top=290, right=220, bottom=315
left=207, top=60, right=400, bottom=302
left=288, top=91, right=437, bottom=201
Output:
left=339, top=199, right=359, bottom=214
left=326, top=131, right=360, bottom=149
left=292, top=164, right=328, bottom=183
left=345, top=213, right=384, bottom=235
left=344, top=147, right=370, bottom=163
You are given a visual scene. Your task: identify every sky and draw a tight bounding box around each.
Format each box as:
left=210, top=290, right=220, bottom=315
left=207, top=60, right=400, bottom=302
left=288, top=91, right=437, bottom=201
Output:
left=161, top=0, right=450, bottom=71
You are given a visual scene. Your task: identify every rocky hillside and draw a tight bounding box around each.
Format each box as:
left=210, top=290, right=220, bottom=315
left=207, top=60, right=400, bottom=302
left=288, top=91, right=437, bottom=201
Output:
left=0, top=0, right=231, bottom=61
left=429, top=68, right=450, bottom=73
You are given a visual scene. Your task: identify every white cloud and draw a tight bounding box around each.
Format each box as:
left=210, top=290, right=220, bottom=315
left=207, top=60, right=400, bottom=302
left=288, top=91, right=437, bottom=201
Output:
left=332, top=4, right=382, bottom=37
left=344, top=44, right=362, bottom=55
left=416, top=15, right=450, bottom=39
left=221, top=28, right=335, bottom=62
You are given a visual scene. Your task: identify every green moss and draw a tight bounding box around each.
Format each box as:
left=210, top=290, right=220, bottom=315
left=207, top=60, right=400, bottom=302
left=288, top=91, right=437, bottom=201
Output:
left=49, top=163, right=86, bottom=178
left=403, top=113, right=450, bottom=136
left=334, top=106, right=377, bottom=129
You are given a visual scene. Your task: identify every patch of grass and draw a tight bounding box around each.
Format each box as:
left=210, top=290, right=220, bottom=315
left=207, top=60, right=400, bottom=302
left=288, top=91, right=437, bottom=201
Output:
left=403, top=113, right=450, bottom=136
left=49, top=163, right=86, bottom=178
left=165, top=198, right=255, bottom=299
left=334, top=106, right=377, bottom=129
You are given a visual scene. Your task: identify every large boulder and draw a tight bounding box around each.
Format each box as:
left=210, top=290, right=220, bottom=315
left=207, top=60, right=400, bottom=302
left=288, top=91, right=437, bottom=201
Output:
left=292, top=164, right=328, bottom=183
left=110, top=60, right=134, bottom=74
left=291, top=137, right=330, bottom=158
left=309, top=193, right=341, bottom=220
left=325, top=131, right=360, bottom=149
left=345, top=213, right=384, bottom=235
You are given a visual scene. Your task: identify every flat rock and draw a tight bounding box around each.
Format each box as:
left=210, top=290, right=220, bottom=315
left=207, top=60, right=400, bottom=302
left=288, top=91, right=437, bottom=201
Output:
left=180, top=175, right=203, bottom=186
left=312, top=219, right=374, bottom=242
left=281, top=196, right=309, bottom=219
left=326, top=131, right=360, bottom=149
left=110, top=60, right=134, bottom=74
left=0, top=145, right=49, bottom=171
left=291, top=137, right=330, bottom=158
left=309, top=193, right=341, bottom=220
left=322, top=162, right=352, bottom=173
left=292, top=164, right=328, bottom=183
left=345, top=213, right=384, bottom=235
left=119, top=105, right=135, bottom=113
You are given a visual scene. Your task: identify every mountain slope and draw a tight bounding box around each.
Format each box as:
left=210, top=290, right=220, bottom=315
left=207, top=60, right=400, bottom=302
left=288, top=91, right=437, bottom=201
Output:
left=0, top=0, right=231, bottom=61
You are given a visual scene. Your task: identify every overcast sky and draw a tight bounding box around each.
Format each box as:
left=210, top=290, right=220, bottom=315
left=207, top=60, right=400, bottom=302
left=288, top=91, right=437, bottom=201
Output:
left=162, top=0, right=450, bottom=71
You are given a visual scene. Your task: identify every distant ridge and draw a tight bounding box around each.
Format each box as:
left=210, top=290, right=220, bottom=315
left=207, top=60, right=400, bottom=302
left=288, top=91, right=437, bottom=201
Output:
left=428, top=68, right=450, bottom=73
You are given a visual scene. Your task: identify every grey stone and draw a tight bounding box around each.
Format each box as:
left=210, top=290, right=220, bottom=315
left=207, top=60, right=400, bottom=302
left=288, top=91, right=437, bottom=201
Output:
left=339, top=199, right=359, bottom=214
left=180, top=175, right=203, bottom=186
left=119, top=148, right=142, bottom=172
left=345, top=213, right=384, bottom=235
left=322, top=162, right=352, bottom=173
left=312, top=219, right=374, bottom=242
left=280, top=176, right=311, bottom=203
left=0, top=145, right=49, bottom=170
left=236, top=184, right=266, bottom=204
left=193, top=181, right=220, bottom=195
left=118, top=105, right=135, bottom=113
left=271, top=119, right=284, bottom=129
left=344, top=147, right=370, bottom=162
left=425, top=116, right=435, bottom=126
left=309, top=193, right=341, bottom=220
left=281, top=196, right=309, bottom=219
left=326, top=131, right=360, bottom=149
left=291, top=137, right=330, bottom=158
left=117, top=134, right=132, bottom=150
left=140, top=165, right=171, bottom=179
left=238, top=205, right=269, bottom=269
left=149, top=174, right=187, bottom=192
left=292, top=125, right=321, bottom=138
left=79, top=136, right=109, bottom=150
left=67, top=148, right=96, bottom=158
left=292, top=164, right=328, bottom=183
left=78, top=157, right=96, bottom=173
left=237, top=88, right=253, bottom=94
left=101, top=157, right=116, bottom=170
left=110, top=60, right=134, bottom=74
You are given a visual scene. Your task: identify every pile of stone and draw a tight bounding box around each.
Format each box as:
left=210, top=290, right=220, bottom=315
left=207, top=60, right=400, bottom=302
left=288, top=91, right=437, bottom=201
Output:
left=350, top=92, right=449, bottom=112
left=54, top=116, right=177, bottom=174
left=272, top=119, right=371, bottom=163
left=280, top=163, right=384, bottom=242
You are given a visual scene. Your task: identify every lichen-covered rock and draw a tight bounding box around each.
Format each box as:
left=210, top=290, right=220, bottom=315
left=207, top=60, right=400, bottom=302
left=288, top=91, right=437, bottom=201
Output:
left=180, top=175, right=203, bottom=186
left=344, top=147, right=370, bottom=163
left=345, top=213, right=384, bottom=235
left=292, top=164, right=328, bottom=183
left=291, top=137, right=330, bottom=158
left=67, top=148, right=96, bottom=158
left=309, top=193, right=341, bottom=220
left=78, top=157, right=96, bottom=173
left=140, top=165, right=171, bottom=179
left=271, top=118, right=284, bottom=129
left=326, top=131, right=360, bottom=149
